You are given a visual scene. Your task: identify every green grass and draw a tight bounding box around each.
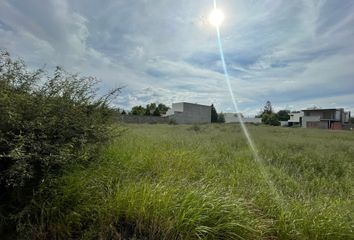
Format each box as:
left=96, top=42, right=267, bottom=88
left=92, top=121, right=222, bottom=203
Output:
left=22, top=124, right=354, bottom=239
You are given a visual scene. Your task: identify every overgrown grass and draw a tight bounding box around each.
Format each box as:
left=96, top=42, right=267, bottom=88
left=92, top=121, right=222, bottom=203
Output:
left=21, top=124, right=354, bottom=239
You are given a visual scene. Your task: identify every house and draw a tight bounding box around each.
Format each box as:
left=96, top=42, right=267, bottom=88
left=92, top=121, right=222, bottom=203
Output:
left=288, top=112, right=304, bottom=127
left=165, top=102, right=211, bottom=124
left=301, top=108, right=351, bottom=129
left=224, top=113, right=262, bottom=124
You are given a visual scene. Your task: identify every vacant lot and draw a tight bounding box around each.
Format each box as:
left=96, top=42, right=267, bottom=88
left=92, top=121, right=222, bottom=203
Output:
left=26, top=124, right=353, bottom=239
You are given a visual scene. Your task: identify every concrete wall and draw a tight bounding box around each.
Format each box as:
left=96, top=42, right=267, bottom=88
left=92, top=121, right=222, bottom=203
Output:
left=224, top=113, right=261, bottom=124
left=169, top=102, right=211, bottom=124
left=344, top=112, right=351, bottom=123
left=118, top=115, right=170, bottom=124
left=172, top=102, right=184, bottom=112
left=302, top=116, right=320, bottom=128
left=303, top=109, right=342, bottom=121
left=308, top=121, right=328, bottom=129
left=288, top=112, right=304, bottom=123
left=224, top=113, right=241, bottom=123
left=343, top=124, right=354, bottom=130
left=280, top=121, right=288, bottom=126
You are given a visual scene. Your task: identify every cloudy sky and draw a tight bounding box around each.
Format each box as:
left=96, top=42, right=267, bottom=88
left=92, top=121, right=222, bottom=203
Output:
left=1, top=0, right=353, bottom=115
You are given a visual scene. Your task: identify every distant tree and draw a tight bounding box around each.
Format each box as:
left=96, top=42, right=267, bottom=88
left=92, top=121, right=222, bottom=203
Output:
left=262, top=113, right=280, bottom=126
left=157, top=103, right=169, bottom=115
left=264, top=100, right=273, bottom=114
left=211, top=104, right=218, bottom=122
left=131, top=103, right=168, bottom=117
left=145, top=105, right=151, bottom=115
left=268, top=114, right=281, bottom=126
left=261, top=113, right=270, bottom=124
left=153, top=107, right=160, bottom=116
left=255, top=111, right=262, bottom=118
left=131, top=105, right=146, bottom=115
left=258, top=101, right=280, bottom=126
left=277, top=110, right=290, bottom=121
left=145, top=103, right=157, bottom=115
left=217, top=112, right=225, bottom=123
left=121, top=110, right=126, bottom=115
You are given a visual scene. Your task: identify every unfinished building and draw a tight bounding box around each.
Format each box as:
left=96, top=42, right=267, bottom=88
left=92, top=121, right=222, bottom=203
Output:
left=165, top=102, right=211, bottom=124
left=302, top=108, right=351, bottom=129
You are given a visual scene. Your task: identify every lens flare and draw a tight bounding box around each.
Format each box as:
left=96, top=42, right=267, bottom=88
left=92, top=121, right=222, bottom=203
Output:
left=209, top=8, right=225, bottom=27
left=212, top=0, right=284, bottom=208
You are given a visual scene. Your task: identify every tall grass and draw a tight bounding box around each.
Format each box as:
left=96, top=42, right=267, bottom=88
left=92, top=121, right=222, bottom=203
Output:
left=20, top=124, right=354, bottom=239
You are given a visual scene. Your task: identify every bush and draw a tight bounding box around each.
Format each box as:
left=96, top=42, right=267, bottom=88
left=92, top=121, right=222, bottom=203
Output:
left=262, top=113, right=280, bottom=126
left=0, top=51, right=121, bottom=229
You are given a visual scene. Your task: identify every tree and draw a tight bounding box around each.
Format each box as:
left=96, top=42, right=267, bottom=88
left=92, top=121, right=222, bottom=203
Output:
left=131, top=103, right=169, bottom=117
left=145, top=105, right=151, bottom=115
left=268, top=114, right=281, bottom=126
left=145, top=103, right=157, bottom=115
left=157, top=103, right=169, bottom=115
left=264, top=100, right=273, bottom=114
left=261, top=113, right=280, bottom=126
left=277, top=110, right=290, bottom=121
left=131, top=105, right=145, bottom=115
left=121, top=110, right=126, bottom=115
left=153, top=107, right=160, bottom=116
left=217, top=112, right=225, bottom=123
left=259, top=101, right=281, bottom=126
left=211, top=104, right=218, bottom=122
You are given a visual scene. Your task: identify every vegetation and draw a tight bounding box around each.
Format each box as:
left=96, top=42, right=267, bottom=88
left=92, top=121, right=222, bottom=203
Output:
left=258, top=101, right=291, bottom=126
left=1, top=52, right=352, bottom=239
left=277, top=110, right=290, bottom=121
left=217, top=112, right=225, bottom=123
left=211, top=104, right=218, bottom=122
left=0, top=51, right=121, bottom=236
left=131, top=103, right=169, bottom=116
left=12, top=124, right=353, bottom=239
left=211, top=104, right=225, bottom=123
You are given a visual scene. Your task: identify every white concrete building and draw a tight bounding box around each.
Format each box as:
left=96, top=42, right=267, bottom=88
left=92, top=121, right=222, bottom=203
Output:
left=165, top=102, right=211, bottom=124
left=288, top=112, right=304, bottom=127
left=301, top=108, right=351, bottom=129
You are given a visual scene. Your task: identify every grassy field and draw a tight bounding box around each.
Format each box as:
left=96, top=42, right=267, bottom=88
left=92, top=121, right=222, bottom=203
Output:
left=26, top=124, right=353, bottom=239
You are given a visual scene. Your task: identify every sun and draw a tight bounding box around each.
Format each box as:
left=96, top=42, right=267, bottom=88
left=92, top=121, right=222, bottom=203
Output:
left=209, top=8, right=225, bottom=27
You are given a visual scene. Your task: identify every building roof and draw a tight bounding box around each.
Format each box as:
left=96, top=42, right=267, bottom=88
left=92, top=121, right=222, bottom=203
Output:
left=174, top=102, right=211, bottom=107
left=302, top=108, right=343, bottom=112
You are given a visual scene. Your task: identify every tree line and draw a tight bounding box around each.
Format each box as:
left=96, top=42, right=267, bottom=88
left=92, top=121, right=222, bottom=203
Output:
left=125, top=103, right=225, bottom=123
left=125, top=103, right=170, bottom=116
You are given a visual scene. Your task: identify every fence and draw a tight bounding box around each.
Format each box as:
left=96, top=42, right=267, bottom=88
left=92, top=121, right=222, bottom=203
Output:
left=118, top=115, right=170, bottom=124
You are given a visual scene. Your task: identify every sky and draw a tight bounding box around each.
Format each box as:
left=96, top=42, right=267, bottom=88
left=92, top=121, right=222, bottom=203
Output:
left=1, top=0, right=354, bottom=116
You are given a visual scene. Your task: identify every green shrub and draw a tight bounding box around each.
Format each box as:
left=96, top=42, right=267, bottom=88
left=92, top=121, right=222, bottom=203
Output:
left=261, top=113, right=280, bottom=126
left=0, top=51, right=121, bottom=230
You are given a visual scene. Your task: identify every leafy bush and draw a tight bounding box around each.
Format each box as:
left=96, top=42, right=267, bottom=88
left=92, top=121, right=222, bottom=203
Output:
left=261, top=113, right=280, bottom=126
left=0, top=51, right=120, bottom=228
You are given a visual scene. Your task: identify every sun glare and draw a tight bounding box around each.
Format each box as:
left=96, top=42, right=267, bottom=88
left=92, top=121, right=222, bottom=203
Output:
left=209, top=8, right=225, bottom=27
